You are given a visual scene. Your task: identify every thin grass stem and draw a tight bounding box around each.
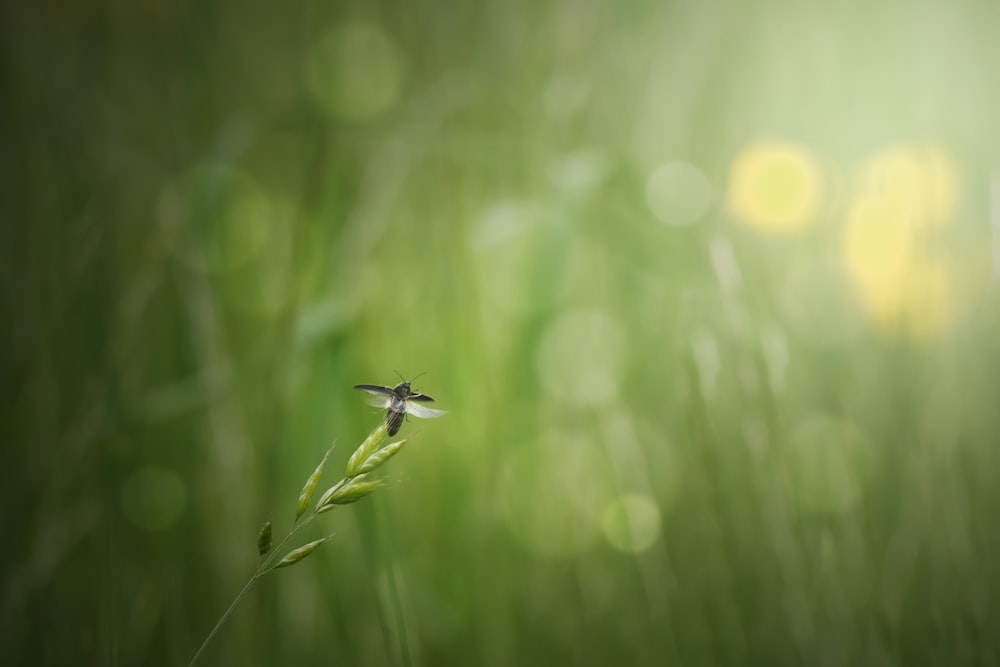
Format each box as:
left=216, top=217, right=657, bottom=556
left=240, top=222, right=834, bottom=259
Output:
left=189, top=576, right=258, bottom=666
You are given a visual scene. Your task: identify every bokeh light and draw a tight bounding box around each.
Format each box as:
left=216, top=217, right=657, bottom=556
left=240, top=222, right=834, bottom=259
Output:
left=842, top=145, right=963, bottom=339
left=157, top=164, right=280, bottom=274
left=548, top=147, right=609, bottom=195
left=601, top=494, right=661, bottom=553
left=645, top=161, right=714, bottom=227
left=727, top=140, right=823, bottom=232
left=857, top=145, right=959, bottom=226
left=306, top=23, right=402, bottom=120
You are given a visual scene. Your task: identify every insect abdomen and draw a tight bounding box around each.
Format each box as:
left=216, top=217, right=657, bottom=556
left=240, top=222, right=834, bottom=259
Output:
left=386, top=409, right=405, bottom=436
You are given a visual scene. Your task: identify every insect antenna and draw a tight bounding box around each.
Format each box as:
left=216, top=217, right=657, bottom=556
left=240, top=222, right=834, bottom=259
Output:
left=393, top=370, right=427, bottom=389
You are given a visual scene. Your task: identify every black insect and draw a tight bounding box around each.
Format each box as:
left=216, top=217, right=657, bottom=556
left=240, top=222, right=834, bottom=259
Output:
left=354, top=375, right=446, bottom=436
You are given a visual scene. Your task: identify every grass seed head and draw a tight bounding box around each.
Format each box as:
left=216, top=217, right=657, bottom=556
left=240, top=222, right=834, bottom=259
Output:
left=297, top=446, right=333, bottom=519
left=274, top=536, right=330, bottom=569
left=346, top=422, right=388, bottom=477
left=358, top=439, right=408, bottom=475
left=319, top=479, right=383, bottom=511
left=257, top=521, right=272, bottom=556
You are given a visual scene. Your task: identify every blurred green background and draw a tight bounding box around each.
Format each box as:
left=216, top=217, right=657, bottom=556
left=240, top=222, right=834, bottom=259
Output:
left=3, top=0, right=1000, bottom=664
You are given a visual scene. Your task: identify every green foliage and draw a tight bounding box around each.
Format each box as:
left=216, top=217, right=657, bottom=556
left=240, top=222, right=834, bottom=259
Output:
left=3, top=0, right=1000, bottom=665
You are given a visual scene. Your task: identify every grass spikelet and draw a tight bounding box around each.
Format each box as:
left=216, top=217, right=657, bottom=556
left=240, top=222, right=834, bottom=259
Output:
left=346, top=422, right=387, bottom=477
left=319, top=479, right=384, bottom=510
left=315, top=479, right=347, bottom=509
left=274, top=536, right=332, bottom=569
left=257, top=521, right=272, bottom=556
left=190, top=399, right=443, bottom=666
left=358, top=439, right=408, bottom=475
left=297, top=445, right=333, bottom=519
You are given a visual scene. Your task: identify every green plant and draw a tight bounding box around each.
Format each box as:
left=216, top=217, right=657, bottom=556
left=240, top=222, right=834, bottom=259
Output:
left=189, top=421, right=406, bottom=666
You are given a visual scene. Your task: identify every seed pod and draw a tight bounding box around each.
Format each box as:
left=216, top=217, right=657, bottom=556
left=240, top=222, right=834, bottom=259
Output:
left=346, top=423, right=388, bottom=478
left=274, top=536, right=330, bottom=569
left=257, top=521, right=272, bottom=556
left=297, top=446, right=333, bottom=519
left=358, top=439, right=408, bottom=475
left=318, top=479, right=383, bottom=511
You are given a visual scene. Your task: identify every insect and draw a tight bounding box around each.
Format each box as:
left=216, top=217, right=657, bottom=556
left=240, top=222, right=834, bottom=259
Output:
left=354, top=374, right=446, bottom=436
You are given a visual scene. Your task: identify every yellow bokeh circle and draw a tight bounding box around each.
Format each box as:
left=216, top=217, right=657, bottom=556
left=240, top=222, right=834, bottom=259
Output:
left=842, top=144, right=964, bottom=340
left=727, top=140, right=823, bottom=232
left=858, top=145, right=959, bottom=227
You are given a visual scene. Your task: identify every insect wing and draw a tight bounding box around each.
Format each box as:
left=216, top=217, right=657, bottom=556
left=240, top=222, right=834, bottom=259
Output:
left=355, top=384, right=395, bottom=408
left=405, top=402, right=447, bottom=419
left=364, top=395, right=392, bottom=408
left=407, top=393, right=435, bottom=403
left=354, top=384, right=396, bottom=396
